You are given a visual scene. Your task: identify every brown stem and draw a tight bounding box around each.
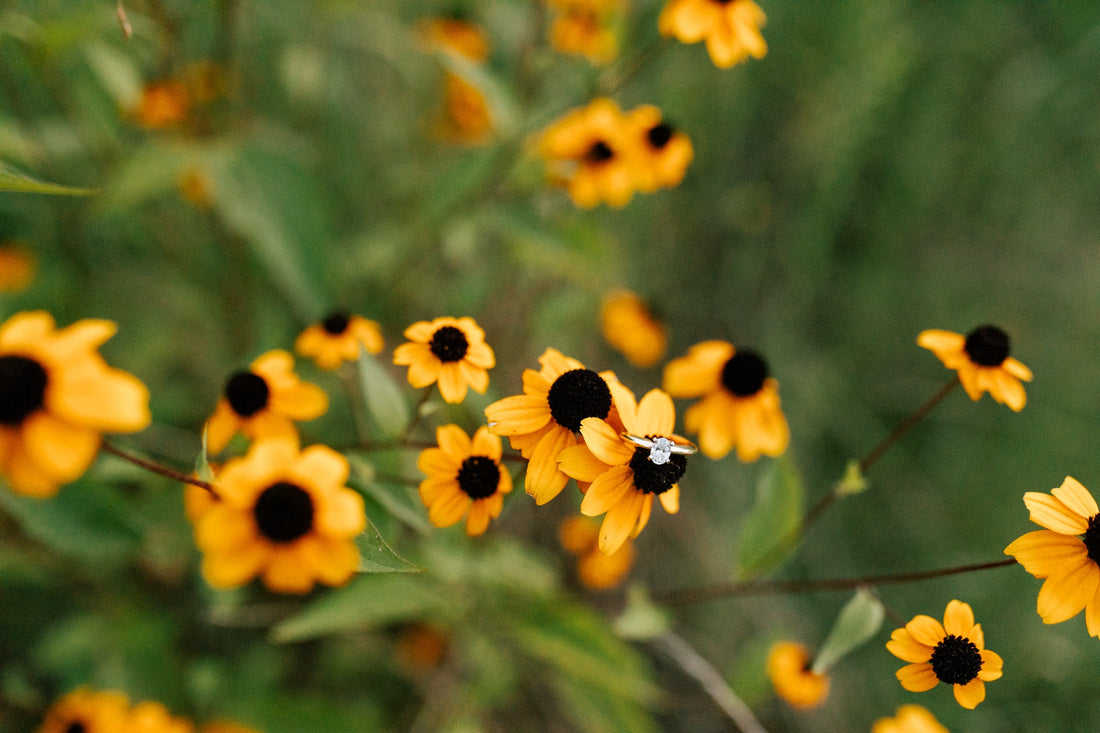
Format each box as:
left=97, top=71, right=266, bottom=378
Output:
left=859, top=376, right=959, bottom=474
left=101, top=439, right=219, bottom=496
left=655, top=558, right=1017, bottom=606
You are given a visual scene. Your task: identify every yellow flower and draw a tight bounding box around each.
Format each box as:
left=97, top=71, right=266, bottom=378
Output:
left=662, top=340, right=788, bottom=461
left=134, top=80, right=191, bottom=128
left=886, top=599, right=1003, bottom=709
left=599, top=289, right=667, bottom=368
left=393, top=317, right=495, bottom=404
left=558, top=384, right=691, bottom=554
left=37, top=688, right=131, bottom=733
left=559, top=515, right=635, bottom=589
left=917, top=326, right=1032, bottom=411
left=417, top=425, right=512, bottom=536
left=658, top=0, right=768, bottom=69
left=204, top=350, right=328, bottom=454
left=539, top=98, right=638, bottom=208
left=418, top=17, right=490, bottom=62
left=193, top=437, right=366, bottom=593
left=625, top=105, right=693, bottom=192
left=295, top=312, right=385, bottom=370
left=440, top=72, right=494, bottom=145
left=125, top=701, right=194, bottom=733
left=0, top=241, right=35, bottom=292
left=199, top=724, right=262, bottom=733
left=549, top=8, right=619, bottom=64
left=484, top=348, right=621, bottom=505
left=871, top=704, right=949, bottom=733
left=0, top=311, right=151, bottom=497
left=1004, top=476, right=1100, bottom=637
left=765, top=641, right=829, bottom=710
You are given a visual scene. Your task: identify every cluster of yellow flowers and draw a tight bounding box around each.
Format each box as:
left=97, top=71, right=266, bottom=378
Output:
left=37, top=687, right=258, bottom=733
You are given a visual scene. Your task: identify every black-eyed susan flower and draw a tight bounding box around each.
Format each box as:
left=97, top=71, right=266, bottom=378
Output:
left=204, top=350, right=328, bottom=454
left=193, top=437, right=365, bottom=594
left=886, top=599, right=1003, bottom=709
left=134, top=80, right=191, bottom=128
left=417, top=425, right=512, bottom=536
left=662, top=340, right=789, bottom=461
left=546, top=2, right=621, bottom=65
left=393, top=317, right=494, bottom=404
left=539, top=98, right=638, bottom=208
left=559, top=384, right=693, bottom=554
left=871, top=705, right=948, bottom=733
left=1004, top=476, right=1100, bottom=637
left=766, top=641, right=829, bottom=709
left=0, top=311, right=151, bottom=498
left=0, top=241, right=35, bottom=292
left=599, top=289, right=667, bottom=368
left=658, top=0, right=767, bottom=69
left=484, top=348, right=621, bottom=504
left=625, top=106, right=693, bottom=193
left=37, top=688, right=131, bottom=733
left=418, top=17, right=490, bottom=62
left=295, top=311, right=385, bottom=370
left=559, top=515, right=635, bottom=589
left=440, top=73, right=494, bottom=144
left=125, top=701, right=193, bottom=733
left=917, top=325, right=1032, bottom=411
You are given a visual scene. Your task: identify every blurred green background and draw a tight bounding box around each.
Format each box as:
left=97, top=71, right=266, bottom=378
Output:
left=2, top=0, right=1100, bottom=731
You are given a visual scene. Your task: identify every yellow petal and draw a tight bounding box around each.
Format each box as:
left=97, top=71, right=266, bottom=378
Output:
left=1052, top=476, right=1099, bottom=519
left=525, top=427, right=574, bottom=505
left=316, top=487, right=366, bottom=537
left=598, top=489, right=644, bottom=555
left=201, top=541, right=267, bottom=588
left=632, top=493, right=653, bottom=536
left=470, top=427, right=502, bottom=461
left=659, top=484, right=680, bottom=514
left=1005, top=530, right=1087, bottom=578
left=465, top=500, right=492, bottom=536
left=943, top=600, right=975, bottom=638
left=635, top=389, right=676, bottom=436
left=895, top=663, right=939, bottom=693
left=558, top=443, right=612, bottom=482
left=905, top=615, right=945, bottom=647
left=21, top=411, right=100, bottom=481
left=49, top=364, right=151, bottom=433
left=581, top=465, right=635, bottom=516
left=263, top=548, right=316, bottom=594
left=436, top=424, right=471, bottom=460
left=1025, top=491, right=1090, bottom=534
left=428, top=487, right=470, bottom=528
left=0, top=310, right=54, bottom=349
left=978, top=649, right=1003, bottom=681
left=292, top=445, right=349, bottom=489
left=1037, top=560, right=1099, bottom=624
left=271, top=381, right=328, bottom=420
left=484, top=395, right=551, bottom=435
left=436, top=363, right=468, bottom=403
left=579, top=417, right=633, bottom=466
left=953, top=679, right=985, bottom=709
left=886, top=628, right=932, bottom=664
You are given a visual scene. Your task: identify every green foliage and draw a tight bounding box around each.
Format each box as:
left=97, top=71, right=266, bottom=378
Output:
left=0, top=163, right=95, bottom=195
left=736, top=454, right=805, bottom=578
left=810, top=588, right=885, bottom=674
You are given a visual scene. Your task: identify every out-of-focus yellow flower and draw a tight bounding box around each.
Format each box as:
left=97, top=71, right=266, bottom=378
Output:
left=440, top=73, right=494, bottom=144
left=134, top=80, right=191, bottom=128
left=599, top=289, right=667, bottom=367
left=625, top=105, right=693, bottom=192
left=548, top=7, right=619, bottom=65
left=539, top=98, right=638, bottom=208
left=658, top=0, right=767, bottom=69
left=766, top=641, right=829, bottom=709
left=417, top=425, right=512, bottom=536
left=918, top=325, right=1032, bottom=411
left=37, top=688, right=131, bottom=733
left=179, top=168, right=214, bottom=209
left=193, top=437, right=366, bottom=594
left=0, top=311, right=151, bottom=498
left=419, top=17, right=490, bottom=62
left=295, top=312, right=385, bottom=370
left=559, top=515, right=635, bottom=589
left=124, top=701, right=194, bottom=733
left=871, top=705, right=949, bottom=733
left=0, top=241, right=35, bottom=292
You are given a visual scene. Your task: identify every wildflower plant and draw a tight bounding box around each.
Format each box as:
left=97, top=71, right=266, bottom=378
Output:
left=2, top=1, right=1098, bottom=732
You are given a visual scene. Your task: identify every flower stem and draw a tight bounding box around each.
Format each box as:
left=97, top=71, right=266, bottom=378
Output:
left=859, top=375, right=960, bottom=474
left=655, top=557, right=1017, bottom=606
left=100, top=439, right=219, bottom=496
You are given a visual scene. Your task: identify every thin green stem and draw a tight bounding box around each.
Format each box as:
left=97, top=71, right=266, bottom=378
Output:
left=655, top=558, right=1017, bottom=607
left=858, top=376, right=960, bottom=474
left=400, top=387, right=435, bottom=440
left=596, top=37, right=671, bottom=96
left=101, top=439, right=219, bottom=496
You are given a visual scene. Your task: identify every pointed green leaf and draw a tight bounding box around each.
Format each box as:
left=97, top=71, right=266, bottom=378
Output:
left=270, top=573, right=444, bottom=643
left=810, top=588, right=885, bottom=674
left=355, top=352, right=410, bottom=439
left=355, top=517, right=423, bottom=574
left=736, top=454, right=805, bottom=578
left=836, top=459, right=868, bottom=496
left=613, top=585, right=671, bottom=642
left=0, top=163, right=94, bottom=195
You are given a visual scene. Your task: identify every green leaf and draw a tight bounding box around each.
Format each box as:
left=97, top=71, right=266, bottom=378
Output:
left=0, top=162, right=94, bottom=195
left=354, top=517, right=423, bottom=573
left=194, top=426, right=215, bottom=484
left=548, top=673, right=658, bottom=733
left=613, top=585, right=670, bottom=642
left=836, top=459, right=868, bottom=496
left=270, top=573, right=445, bottom=643
left=355, top=352, right=410, bottom=439
left=810, top=588, right=885, bottom=674
left=736, top=454, right=805, bottom=578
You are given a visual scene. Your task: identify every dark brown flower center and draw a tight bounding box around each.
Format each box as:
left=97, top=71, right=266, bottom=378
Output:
left=584, top=140, right=614, bottom=164
left=629, top=441, right=687, bottom=495
left=963, top=325, right=1010, bottom=367
left=456, top=456, right=499, bottom=500
left=720, top=350, right=768, bottom=397
left=322, top=311, right=350, bottom=335
left=547, top=369, right=612, bottom=433
left=253, top=481, right=315, bottom=543
left=429, top=325, right=469, bottom=363
left=64, top=723, right=88, bottom=733
left=225, top=371, right=270, bottom=417
left=929, top=634, right=982, bottom=685
left=1084, top=515, right=1100, bottom=564
left=0, top=354, right=48, bottom=426
left=646, top=123, right=673, bottom=150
